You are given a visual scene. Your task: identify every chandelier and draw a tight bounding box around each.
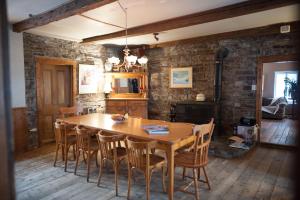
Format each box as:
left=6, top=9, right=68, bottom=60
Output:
left=106, top=1, right=148, bottom=72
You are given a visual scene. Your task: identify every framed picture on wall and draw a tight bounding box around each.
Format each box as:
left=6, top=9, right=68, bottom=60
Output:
left=170, top=67, right=193, bottom=88
left=79, top=64, right=100, bottom=94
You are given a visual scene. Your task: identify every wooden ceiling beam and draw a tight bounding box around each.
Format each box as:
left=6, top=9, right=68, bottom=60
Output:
left=13, top=0, right=117, bottom=32
left=148, top=21, right=300, bottom=48
left=82, top=0, right=299, bottom=43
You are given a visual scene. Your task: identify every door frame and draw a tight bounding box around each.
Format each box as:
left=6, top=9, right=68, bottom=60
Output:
left=36, top=56, right=77, bottom=146
left=0, top=0, right=15, bottom=198
left=256, top=54, right=298, bottom=144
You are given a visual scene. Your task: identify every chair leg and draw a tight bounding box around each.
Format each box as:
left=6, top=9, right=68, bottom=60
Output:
left=97, top=160, right=104, bottom=187
left=146, top=171, right=150, bottom=200
left=193, top=169, right=200, bottom=200
left=61, top=145, right=65, bottom=161
left=83, top=152, right=87, bottom=164
left=74, top=150, right=80, bottom=175
left=202, top=167, right=211, bottom=190
left=127, top=168, right=132, bottom=200
left=114, top=162, right=119, bottom=196
left=145, top=170, right=154, bottom=200
left=162, top=166, right=166, bottom=193
left=87, top=152, right=91, bottom=182
left=95, top=151, right=99, bottom=168
left=73, top=144, right=76, bottom=160
left=64, top=144, right=70, bottom=172
left=182, top=167, right=186, bottom=180
left=165, top=166, right=168, bottom=177
left=198, top=168, right=201, bottom=181
left=53, top=144, right=59, bottom=167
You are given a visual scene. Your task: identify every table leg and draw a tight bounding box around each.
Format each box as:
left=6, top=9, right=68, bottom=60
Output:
left=167, top=145, right=174, bottom=200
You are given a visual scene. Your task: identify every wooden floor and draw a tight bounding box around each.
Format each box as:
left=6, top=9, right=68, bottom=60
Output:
left=261, top=118, right=297, bottom=146
left=15, top=144, right=295, bottom=200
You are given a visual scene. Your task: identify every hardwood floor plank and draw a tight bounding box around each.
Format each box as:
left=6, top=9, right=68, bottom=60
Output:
left=18, top=173, right=78, bottom=200
left=271, top=151, right=295, bottom=200
left=221, top=147, right=269, bottom=200
left=236, top=148, right=279, bottom=199
left=261, top=119, right=297, bottom=146
left=15, top=144, right=295, bottom=200
left=269, top=121, right=286, bottom=144
left=204, top=149, right=259, bottom=200
left=278, top=126, right=290, bottom=145
left=254, top=149, right=287, bottom=199
left=286, top=128, right=296, bottom=146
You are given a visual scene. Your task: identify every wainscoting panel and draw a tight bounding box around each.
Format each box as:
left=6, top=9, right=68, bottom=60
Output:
left=12, top=107, right=28, bottom=155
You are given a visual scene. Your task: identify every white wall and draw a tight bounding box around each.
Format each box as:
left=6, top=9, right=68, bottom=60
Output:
left=9, top=26, right=26, bottom=107
left=262, top=61, right=299, bottom=98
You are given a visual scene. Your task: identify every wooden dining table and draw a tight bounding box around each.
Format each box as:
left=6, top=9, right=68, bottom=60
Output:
left=58, top=113, right=195, bottom=200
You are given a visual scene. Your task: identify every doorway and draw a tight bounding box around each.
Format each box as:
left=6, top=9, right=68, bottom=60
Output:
left=256, top=55, right=298, bottom=147
left=36, top=56, right=76, bottom=145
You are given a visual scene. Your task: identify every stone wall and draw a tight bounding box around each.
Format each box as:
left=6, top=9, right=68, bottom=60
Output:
left=23, top=32, right=298, bottom=146
left=23, top=33, right=120, bottom=147
left=145, top=33, right=299, bottom=131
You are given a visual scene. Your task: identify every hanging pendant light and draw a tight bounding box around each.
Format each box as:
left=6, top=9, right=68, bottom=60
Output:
left=106, top=1, right=148, bottom=72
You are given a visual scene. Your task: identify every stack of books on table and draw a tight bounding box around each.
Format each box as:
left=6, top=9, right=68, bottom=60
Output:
left=142, top=125, right=169, bottom=135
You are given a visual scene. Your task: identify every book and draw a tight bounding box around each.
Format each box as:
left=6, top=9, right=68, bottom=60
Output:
left=142, top=125, right=169, bottom=135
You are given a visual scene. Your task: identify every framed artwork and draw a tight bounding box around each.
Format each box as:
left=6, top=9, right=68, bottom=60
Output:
left=170, top=67, right=193, bottom=88
left=79, top=64, right=101, bottom=94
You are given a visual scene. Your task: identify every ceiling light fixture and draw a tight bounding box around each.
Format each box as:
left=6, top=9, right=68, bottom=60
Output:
left=153, top=33, right=159, bottom=41
left=106, top=1, right=148, bottom=72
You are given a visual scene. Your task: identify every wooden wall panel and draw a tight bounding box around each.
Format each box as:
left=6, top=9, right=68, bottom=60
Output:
left=12, top=107, right=28, bottom=155
left=57, top=70, right=66, bottom=104
left=43, top=70, right=52, bottom=105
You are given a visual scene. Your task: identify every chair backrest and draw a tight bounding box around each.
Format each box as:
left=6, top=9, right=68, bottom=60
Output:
left=59, top=106, right=77, bottom=118
left=97, top=131, right=125, bottom=160
left=54, top=121, right=66, bottom=144
left=75, top=126, right=93, bottom=152
left=192, top=119, right=214, bottom=166
left=125, top=137, right=156, bottom=170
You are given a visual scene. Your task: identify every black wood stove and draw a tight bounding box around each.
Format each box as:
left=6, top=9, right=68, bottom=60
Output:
left=170, top=47, right=229, bottom=136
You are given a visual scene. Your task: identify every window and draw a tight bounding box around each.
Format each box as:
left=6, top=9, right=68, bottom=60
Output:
left=274, top=71, right=298, bottom=99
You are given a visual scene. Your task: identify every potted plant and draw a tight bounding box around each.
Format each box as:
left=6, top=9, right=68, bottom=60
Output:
left=284, top=77, right=298, bottom=101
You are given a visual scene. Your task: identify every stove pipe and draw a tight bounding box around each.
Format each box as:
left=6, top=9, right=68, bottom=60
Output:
left=214, top=47, right=229, bottom=103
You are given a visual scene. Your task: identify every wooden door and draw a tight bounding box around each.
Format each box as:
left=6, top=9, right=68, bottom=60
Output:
left=38, top=64, right=71, bottom=144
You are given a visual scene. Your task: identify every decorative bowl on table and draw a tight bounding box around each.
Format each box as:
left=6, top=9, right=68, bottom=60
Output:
left=111, top=114, right=126, bottom=123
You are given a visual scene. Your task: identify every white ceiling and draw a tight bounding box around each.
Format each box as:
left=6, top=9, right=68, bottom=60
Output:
left=7, top=0, right=300, bottom=45
left=7, top=0, right=72, bottom=23
left=97, top=5, right=300, bottom=45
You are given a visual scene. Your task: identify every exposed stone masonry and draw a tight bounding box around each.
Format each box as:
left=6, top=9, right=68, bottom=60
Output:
left=23, top=33, right=120, bottom=147
left=23, top=32, right=298, bottom=146
left=145, top=33, right=299, bottom=132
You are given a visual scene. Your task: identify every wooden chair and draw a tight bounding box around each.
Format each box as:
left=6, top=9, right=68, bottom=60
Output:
left=59, top=106, right=78, bottom=147
left=174, top=119, right=214, bottom=200
left=96, top=131, right=127, bottom=196
left=74, top=126, right=99, bottom=182
left=53, top=121, right=77, bottom=172
left=59, top=106, right=78, bottom=118
left=125, top=137, right=166, bottom=200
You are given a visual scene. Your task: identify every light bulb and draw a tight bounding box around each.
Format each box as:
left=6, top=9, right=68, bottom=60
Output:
left=108, top=56, right=120, bottom=65
left=137, top=56, right=148, bottom=65
left=126, top=55, right=137, bottom=65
